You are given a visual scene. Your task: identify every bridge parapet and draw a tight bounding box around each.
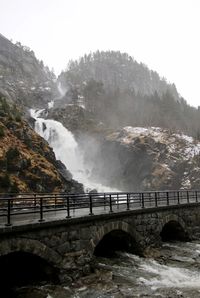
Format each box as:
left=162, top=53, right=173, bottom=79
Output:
left=0, top=190, right=199, bottom=227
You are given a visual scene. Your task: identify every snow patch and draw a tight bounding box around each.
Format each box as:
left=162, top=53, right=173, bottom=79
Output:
left=117, top=126, right=200, bottom=160
left=181, top=178, right=191, bottom=189
left=48, top=100, right=54, bottom=109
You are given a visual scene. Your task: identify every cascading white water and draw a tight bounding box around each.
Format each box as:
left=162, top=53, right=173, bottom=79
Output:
left=57, top=81, right=67, bottom=97
left=30, top=109, right=118, bottom=192
left=91, top=241, right=200, bottom=297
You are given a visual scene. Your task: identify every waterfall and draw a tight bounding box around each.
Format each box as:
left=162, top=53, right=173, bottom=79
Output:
left=30, top=109, right=118, bottom=192
left=57, top=81, right=67, bottom=98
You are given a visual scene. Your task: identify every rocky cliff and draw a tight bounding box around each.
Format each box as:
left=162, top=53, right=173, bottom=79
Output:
left=0, top=96, right=83, bottom=193
left=47, top=104, right=107, bottom=137
left=88, top=127, right=200, bottom=191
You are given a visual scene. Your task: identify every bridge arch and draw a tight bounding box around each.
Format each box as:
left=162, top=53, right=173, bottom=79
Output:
left=91, top=221, right=143, bottom=257
left=0, top=238, right=62, bottom=266
left=0, top=238, right=62, bottom=295
left=159, top=214, right=189, bottom=242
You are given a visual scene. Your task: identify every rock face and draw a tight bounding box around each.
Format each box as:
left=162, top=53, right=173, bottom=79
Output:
left=47, top=104, right=106, bottom=136
left=0, top=33, right=58, bottom=109
left=0, top=97, right=83, bottom=193
left=89, top=127, right=200, bottom=191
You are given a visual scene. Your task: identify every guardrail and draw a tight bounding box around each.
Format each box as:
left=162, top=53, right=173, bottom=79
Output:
left=0, top=190, right=199, bottom=226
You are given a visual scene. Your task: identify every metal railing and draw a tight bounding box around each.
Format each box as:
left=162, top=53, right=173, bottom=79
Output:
left=0, top=190, right=199, bottom=227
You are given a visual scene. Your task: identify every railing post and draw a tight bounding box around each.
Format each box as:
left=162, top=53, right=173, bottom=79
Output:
left=196, top=191, right=198, bottom=203
left=117, top=193, right=119, bottom=210
left=73, top=197, right=75, bottom=215
left=126, top=193, right=130, bottom=210
left=34, top=193, right=37, bottom=208
left=177, top=191, right=180, bottom=205
left=54, top=194, right=57, bottom=208
left=187, top=191, right=189, bottom=203
left=39, top=197, right=44, bottom=222
left=155, top=192, right=158, bottom=207
left=141, top=193, right=144, bottom=208
left=66, top=196, right=71, bottom=218
left=89, top=194, right=94, bottom=215
left=5, top=198, right=12, bottom=226
left=166, top=192, right=169, bottom=206
left=109, top=194, right=113, bottom=213
left=104, top=193, right=106, bottom=210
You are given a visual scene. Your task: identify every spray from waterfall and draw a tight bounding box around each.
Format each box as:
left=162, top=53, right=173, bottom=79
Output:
left=30, top=109, right=118, bottom=192
left=57, top=81, right=68, bottom=98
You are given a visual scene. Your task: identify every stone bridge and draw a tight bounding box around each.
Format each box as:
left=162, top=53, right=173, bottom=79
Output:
left=0, top=190, right=200, bottom=291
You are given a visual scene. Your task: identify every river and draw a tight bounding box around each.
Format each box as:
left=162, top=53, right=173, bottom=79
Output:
left=15, top=239, right=200, bottom=298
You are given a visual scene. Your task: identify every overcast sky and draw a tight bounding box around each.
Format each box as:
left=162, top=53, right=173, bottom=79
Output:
left=0, top=0, right=199, bottom=107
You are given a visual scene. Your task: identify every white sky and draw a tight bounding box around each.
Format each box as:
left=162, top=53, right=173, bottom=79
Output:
left=0, top=0, right=199, bottom=107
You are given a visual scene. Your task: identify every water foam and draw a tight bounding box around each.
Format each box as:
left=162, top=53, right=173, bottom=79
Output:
left=139, top=259, right=200, bottom=290
left=30, top=109, right=118, bottom=192
left=119, top=251, right=200, bottom=290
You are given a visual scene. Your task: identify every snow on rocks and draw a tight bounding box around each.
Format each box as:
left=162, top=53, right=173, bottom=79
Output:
left=109, top=126, right=200, bottom=161
left=105, top=126, right=200, bottom=190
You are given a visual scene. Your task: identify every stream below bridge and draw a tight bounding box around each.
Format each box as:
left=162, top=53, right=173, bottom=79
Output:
left=14, top=239, right=200, bottom=298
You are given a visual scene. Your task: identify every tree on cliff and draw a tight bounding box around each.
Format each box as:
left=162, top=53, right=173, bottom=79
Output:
left=83, top=79, right=105, bottom=114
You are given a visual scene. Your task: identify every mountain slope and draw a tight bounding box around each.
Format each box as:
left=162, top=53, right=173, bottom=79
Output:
left=57, top=51, right=200, bottom=138
left=0, top=33, right=57, bottom=109
left=58, top=51, right=179, bottom=99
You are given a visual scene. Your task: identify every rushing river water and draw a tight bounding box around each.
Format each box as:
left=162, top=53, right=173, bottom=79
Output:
left=69, top=240, right=200, bottom=298
left=15, top=239, right=200, bottom=298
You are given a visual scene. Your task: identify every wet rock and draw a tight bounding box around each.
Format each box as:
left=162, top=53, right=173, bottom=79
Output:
left=88, top=126, right=200, bottom=191
left=43, top=285, right=74, bottom=298
left=15, top=287, right=47, bottom=298
left=170, top=255, right=195, bottom=264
